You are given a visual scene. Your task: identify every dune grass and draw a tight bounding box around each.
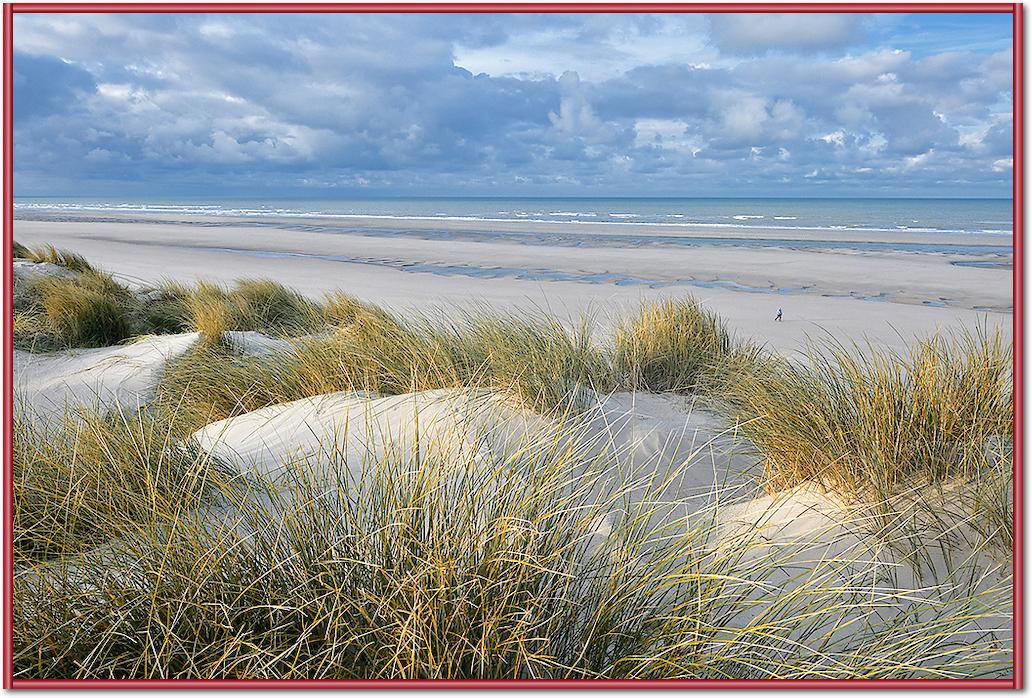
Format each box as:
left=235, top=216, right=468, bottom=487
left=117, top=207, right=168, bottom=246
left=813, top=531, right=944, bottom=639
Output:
left=970, top=449, right=1014, bottom=554
left=14, top=242, right=96, bottom=273
left=13, top=244, right=1014, bottom=507
left=13, top=405, right=218, bottom=562
left=12, top=408, right=1012, bottom=680
left=721, top=329, right=1013, bottom=500
left=12, top=244, right=327, bottom=350
left=8, top=243, right=1011, bottom=677
left=614, top=298, right=762, bottom=394
left=14, top=271, right=137, bottom=350
left=180, top=279, right=323, bottom=340
left=12, top=242, right=181, bottom=350
left=429, top=312, right=614, bottom=412
left=158, top=307, right=614, bottom=433
left=10, top=244, right=1014, bottom=680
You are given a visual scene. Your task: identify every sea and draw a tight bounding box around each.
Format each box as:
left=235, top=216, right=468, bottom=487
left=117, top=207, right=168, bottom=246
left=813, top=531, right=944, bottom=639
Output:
left=13, top=197, right=1014, bottom=237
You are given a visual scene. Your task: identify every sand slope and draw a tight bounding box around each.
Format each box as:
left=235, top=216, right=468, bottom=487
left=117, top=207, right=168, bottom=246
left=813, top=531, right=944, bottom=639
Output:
left=14, top=333, right=201, bottom=423
left=191, top=388, right=760, bottom=499
left=193, top=388, right=557, bottom=483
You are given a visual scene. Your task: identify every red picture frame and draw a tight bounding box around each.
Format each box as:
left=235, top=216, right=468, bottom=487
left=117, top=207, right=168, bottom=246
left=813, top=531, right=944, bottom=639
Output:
left=1, top=2, right=1023, bottom=689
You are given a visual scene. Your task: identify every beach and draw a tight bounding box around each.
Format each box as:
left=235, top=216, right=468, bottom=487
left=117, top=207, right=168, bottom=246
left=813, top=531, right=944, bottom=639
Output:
left=12, top=209, right=1013, bottom=358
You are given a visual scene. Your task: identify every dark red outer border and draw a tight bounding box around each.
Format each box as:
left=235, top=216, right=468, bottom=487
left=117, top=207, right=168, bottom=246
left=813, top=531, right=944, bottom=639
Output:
left=1, top=2, right=1023, bottom=690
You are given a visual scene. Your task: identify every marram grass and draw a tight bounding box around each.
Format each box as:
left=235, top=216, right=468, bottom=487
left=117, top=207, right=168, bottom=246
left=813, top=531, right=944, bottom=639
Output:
left=157, top=306, right=613, bottom=433
left=14, top=243, right=1014, bottom=506
left=14, top=270, right=136, bottom=350
left=614, top=297, right=762, bottom=394
left=13, top=405, right=219, bottom=562
left=12, top=405, right=1012, bottom=680
left=720, top=329, right=1013, bottom=499
left=13, top=244, right=325, bottom=350
left=182, top=278, right=324, bottom=341
left=14, top=242, right=96, bottom=273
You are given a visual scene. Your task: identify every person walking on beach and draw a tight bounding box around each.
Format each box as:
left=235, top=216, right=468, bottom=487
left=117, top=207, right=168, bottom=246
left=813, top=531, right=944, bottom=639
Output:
left=775, top=308, right=783, bottom=322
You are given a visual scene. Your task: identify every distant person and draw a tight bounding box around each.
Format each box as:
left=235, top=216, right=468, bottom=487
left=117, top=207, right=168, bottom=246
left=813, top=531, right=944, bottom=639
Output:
left=775, top=308, right=783, bottom=322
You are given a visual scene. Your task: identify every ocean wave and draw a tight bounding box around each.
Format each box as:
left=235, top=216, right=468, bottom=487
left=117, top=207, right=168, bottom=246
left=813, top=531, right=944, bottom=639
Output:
left=13, top=201, right=306, bottom=217
left=13, top=201, right=1011, bottom=236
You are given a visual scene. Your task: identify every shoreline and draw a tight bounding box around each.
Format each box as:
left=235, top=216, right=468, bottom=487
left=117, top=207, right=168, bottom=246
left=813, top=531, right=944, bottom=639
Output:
left=13, top=214, right=1013, bottom=358
left=14, top=209, right=1014, bottom=249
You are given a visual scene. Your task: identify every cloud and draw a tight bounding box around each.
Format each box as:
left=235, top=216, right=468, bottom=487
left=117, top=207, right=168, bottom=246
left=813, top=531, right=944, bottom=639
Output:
left=11, top=12, right=1015, bottom=197
left=708, top=13, right=867, bottom=54
left=13, top=52, right=96, bottom=120
left=548, top=71, right=618, bottom=144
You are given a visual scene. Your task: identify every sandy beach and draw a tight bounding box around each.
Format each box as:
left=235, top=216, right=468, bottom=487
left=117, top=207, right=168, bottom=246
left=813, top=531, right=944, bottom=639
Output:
left=14, top=212, right=1012, bottom=358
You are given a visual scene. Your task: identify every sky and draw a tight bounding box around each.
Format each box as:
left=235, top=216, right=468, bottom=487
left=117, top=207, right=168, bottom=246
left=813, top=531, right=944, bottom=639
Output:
left=13, top=11, right=1015, bottom=198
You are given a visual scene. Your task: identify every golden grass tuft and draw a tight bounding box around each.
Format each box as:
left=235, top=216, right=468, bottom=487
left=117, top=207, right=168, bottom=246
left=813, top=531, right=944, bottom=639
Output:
left=722, top=329, right=1013, bottom=498
left=970, top=448, right=1014, bottom=553
left=15, top=271, right=135, bottom=350
left=614, top=297, right=761, bottom=394
left=158, top=308, right=614, bottom=433
left=134, top=281, right=195, bottom=335
left=182, top=279, right=322, bottom=341
left=15, top=242, right=96, bottom=273
left=429, top=312, right=614, bottom=412
left=322, top=290, right=395, bottom=326
left=13, top=406, right=218, bottom=562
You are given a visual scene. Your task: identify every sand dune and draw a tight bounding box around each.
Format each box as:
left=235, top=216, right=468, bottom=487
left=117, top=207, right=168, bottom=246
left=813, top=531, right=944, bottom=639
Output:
left=14, top=333, right=201, bottom=423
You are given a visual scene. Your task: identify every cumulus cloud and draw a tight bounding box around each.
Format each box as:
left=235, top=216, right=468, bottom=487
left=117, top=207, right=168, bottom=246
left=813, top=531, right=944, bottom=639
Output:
left=708, top=13, right=867, bottom=54
left=11, top=11, right=1015, bottom=196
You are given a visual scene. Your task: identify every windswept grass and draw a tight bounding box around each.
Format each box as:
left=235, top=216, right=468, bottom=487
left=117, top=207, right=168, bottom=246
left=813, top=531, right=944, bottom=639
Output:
left=14, top=242, right=96, bottom=273
left=970, top=449, right=1014, bottom=554
left=429, top=312, right=613, bottom=412
left=13, top=243, right=1014, bottom=517
left=12, top=244, right=192, bottom=349
left=13, top=406, right=218, bottom=562
left=12, top=413, right=1011, bottom=679
left=182, top=279, right=322, bottom=340
left=155, top=342, right=283, bottom=433
left=158, top=308, right=614, bottom=433
left=322, top=290, right=395, bottom=326
left=14, top=271, right=136, bottom=350
left=614, top=298, right=762, bottom=394
left=13, top=261, right=325, bottom=351
left=722, top=329, right=1013, bottom=499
